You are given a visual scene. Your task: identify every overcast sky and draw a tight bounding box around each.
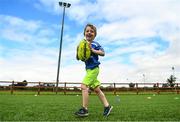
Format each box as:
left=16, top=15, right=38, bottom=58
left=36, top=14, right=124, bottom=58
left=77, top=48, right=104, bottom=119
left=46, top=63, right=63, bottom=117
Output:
left=0, top=0, right=180, bottom=84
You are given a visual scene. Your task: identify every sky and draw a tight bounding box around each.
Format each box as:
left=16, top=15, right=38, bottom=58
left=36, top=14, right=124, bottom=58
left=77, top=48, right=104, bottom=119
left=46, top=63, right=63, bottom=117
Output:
left=0, top=0, right=180, bottom=84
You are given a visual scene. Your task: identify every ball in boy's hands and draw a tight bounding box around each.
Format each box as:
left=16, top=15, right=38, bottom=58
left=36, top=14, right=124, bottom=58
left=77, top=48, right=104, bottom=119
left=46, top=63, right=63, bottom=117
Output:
left=76, top=39, right=91, bottom=62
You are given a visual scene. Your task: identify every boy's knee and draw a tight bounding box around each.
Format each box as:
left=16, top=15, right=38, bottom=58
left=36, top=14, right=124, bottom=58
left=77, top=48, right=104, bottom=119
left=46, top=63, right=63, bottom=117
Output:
left=94, top=88, right=101, bottom=94
left=81, top=84, right=88, bottom=91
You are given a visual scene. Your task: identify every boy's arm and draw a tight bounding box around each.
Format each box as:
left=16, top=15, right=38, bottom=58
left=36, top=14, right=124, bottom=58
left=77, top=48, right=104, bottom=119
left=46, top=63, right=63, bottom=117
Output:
left=88, top=42, right=105, bottom=56
left=91, top=48, right=105, bottom=56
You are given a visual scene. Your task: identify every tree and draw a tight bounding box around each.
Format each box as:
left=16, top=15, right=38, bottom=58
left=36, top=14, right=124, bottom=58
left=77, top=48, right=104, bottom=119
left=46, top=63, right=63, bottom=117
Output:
left=129, top=82, right=135, bottom=88
left=22, top=80, right=28, bottom=86
left=16, top=80, right=28, bottom=86
left=162, top=83, right=169, bottom=88
left=167, top=75, right=176, bottom=87
left=9, top=80, right=28, bottom=86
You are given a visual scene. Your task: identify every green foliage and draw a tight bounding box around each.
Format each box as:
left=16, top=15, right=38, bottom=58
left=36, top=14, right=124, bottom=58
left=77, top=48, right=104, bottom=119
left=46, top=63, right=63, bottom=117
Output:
left=129, top=83, right=135, bottom=88
left=167, top=75, right=176, bottom=87
left=10, top=80, right=28, bottom=87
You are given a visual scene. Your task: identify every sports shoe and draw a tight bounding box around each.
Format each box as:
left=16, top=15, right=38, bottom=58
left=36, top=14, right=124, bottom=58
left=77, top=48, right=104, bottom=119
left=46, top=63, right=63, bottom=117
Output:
left=75, top=107, right=89, bottom=117
left=103, top=105, right=113, bottom=116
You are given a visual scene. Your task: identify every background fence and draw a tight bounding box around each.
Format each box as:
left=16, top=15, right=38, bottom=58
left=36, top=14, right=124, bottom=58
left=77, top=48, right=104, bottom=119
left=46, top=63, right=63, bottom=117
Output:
left=0, top=81, right=179, bottom=95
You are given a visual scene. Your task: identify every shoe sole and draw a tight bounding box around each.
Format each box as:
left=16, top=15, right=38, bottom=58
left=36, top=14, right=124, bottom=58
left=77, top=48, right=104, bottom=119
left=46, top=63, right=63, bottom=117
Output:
left=75, top=113, right=89, bottom=117
left=104, top=106, right=113, bottom=116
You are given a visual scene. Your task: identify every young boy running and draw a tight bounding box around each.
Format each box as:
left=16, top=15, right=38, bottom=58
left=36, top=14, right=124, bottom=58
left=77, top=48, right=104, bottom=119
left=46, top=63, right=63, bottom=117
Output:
left=75, top=23, right=113, bottom=117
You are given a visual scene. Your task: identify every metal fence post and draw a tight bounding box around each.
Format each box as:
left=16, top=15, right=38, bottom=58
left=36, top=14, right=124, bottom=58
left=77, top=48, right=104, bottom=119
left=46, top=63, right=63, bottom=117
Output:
left=136, top=83, right=139, bottom=95
left=38, top=82, right=41, bottom=95
left=10, top=81, right=14, bottom=95
left=64, top=82, right=66, bottom=95
left=113, top=83, right=116, bottom=95
left=157, top=83, right=160, bottom=94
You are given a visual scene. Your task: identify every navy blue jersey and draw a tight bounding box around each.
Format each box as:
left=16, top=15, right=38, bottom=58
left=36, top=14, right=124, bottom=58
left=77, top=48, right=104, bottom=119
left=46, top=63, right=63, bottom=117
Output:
left=85, top=41, right=104, bottom=69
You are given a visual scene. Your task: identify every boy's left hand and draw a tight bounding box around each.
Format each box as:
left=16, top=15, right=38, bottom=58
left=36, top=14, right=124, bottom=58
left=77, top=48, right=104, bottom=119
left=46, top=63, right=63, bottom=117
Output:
left=88, top=42, right=92, bottom=50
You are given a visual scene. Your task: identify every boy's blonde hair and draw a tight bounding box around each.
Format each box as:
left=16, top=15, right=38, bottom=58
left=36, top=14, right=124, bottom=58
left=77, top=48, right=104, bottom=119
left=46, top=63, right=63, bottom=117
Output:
left=83, top=23, right=97, bottom=37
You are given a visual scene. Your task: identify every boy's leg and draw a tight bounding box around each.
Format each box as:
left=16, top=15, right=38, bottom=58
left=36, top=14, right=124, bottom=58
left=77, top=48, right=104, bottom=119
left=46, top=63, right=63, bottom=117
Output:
left=74, top=84, right=89, bottom=117
left=94, top=86, right=113, bottom=116
left=81, top=84, right=89, bottom=109
left=94, top=86, right=109, bottom=107
left=81, top=67, right=99, bottom=108
left=75, top=67, right=99, bottom=117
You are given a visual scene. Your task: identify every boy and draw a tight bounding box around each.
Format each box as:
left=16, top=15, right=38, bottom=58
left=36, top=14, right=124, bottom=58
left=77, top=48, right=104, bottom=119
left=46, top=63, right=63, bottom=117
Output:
left=75, top=24, right=113, bottom=117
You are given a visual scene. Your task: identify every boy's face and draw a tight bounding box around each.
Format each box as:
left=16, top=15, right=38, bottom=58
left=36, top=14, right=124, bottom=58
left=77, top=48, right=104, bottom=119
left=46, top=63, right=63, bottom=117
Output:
left=85, top=26, right=96, bottom=42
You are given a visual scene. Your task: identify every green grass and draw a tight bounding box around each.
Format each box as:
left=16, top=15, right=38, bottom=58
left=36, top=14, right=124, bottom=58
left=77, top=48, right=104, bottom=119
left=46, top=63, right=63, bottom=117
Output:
left=0, top=94, right=180, bottom=121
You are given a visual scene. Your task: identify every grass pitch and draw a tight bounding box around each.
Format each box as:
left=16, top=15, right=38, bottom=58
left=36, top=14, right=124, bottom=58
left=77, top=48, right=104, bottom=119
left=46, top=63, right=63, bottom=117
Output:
left=0, top=94, right=180, bottom=121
